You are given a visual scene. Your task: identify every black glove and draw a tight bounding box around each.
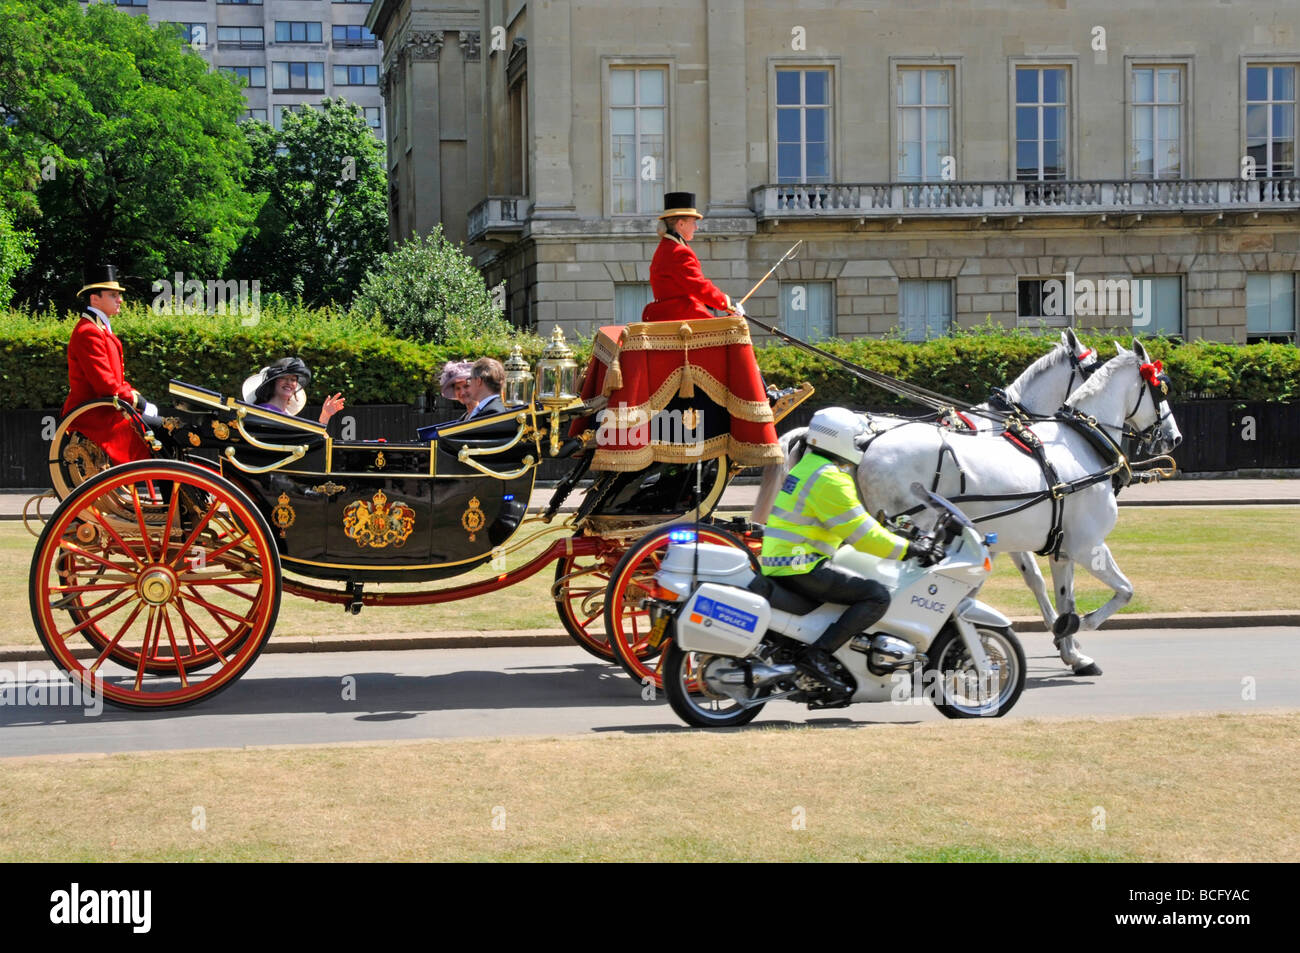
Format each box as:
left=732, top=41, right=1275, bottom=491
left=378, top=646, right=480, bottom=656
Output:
left=907, top=536, right=943, bottom=567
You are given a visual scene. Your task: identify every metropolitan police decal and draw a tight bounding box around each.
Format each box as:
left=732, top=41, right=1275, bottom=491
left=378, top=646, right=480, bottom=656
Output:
left=693, top=595, right=759, bottom=632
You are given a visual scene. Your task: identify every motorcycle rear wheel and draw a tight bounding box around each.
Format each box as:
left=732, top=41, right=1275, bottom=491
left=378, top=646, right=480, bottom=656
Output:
left=926, top=624, right=1026, bottom=718
left=661, top=641, right=767, bottom=728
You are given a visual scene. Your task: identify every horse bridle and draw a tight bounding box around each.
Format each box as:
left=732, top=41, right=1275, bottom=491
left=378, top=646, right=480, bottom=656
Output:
left=1105, top=360, right=1174, bottom=457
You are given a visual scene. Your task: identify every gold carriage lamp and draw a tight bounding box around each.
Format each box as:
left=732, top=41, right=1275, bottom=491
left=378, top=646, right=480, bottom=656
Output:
left=503, top=344, right=534, bottom=407
left=535, top=326, right=582, bottom=456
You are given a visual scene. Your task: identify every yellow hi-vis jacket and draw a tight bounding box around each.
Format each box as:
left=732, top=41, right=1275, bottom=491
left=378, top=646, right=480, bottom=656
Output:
left=759, top=450, right=911, bottom=576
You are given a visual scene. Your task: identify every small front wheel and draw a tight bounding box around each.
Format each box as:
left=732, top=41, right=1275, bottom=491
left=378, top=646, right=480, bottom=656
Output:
left=661, top=641, right=767, bottom=728
left=926, top=624, right=1026, bottom=719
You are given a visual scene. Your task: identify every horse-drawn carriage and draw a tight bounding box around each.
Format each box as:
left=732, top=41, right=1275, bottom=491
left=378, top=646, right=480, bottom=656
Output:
left=28, top=318, right=810, bottom=709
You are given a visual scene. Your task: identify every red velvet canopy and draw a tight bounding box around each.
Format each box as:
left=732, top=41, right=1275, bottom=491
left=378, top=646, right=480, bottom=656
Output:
left=568, top=316, right=782, bottom=472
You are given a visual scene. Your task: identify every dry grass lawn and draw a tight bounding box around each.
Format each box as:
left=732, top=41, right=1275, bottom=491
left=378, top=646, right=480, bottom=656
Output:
left=1, top=712, right=1295, bottom=862
left=3, top=505, right=1299, bottom=647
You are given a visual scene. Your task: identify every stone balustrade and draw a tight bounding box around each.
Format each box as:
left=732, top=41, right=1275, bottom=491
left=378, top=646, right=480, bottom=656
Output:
left=751, top=179, right=1300, bottom=219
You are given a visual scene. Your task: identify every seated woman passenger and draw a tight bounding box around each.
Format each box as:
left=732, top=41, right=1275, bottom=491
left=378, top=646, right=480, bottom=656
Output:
left=242, top=357, right=344, bottom=425
left=439, top=360, right=477, bottom=421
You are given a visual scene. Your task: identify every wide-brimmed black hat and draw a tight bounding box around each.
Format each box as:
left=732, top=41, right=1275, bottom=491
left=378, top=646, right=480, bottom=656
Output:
left=242, top=356, right=313, bottom=414
left=78, top=264, right=126, bottom=297
left=659, top=191, right=702, bottom=220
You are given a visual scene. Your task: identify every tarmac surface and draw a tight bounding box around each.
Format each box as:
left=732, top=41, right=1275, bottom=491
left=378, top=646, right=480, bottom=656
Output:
left=3, top=628, right=1297, bottom=755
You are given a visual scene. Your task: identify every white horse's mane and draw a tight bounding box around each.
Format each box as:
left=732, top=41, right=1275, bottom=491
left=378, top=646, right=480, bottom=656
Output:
left=1065, top=350, right=1138, bottom=408
left=1004, top=344, right=1069, bottom=404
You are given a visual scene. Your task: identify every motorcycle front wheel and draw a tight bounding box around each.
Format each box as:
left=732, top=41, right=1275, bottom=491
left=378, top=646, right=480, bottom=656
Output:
left=662, top=641, right=768, bottom=728
left=926, top=624, right=1026, bottom=718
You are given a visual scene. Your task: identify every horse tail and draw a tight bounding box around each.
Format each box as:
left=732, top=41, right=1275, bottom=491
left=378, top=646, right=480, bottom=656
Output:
left=751, top=428, right=808, bottom=524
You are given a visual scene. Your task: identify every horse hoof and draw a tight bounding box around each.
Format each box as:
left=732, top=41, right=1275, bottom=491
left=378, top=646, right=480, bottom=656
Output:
left=1073, top=662, right=1103, bottom=677
left=1052, top=612, right=1080, bottom=641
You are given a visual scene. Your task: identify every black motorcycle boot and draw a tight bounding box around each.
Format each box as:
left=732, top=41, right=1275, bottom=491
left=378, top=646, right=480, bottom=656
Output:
left=797, top=647, right=851, bottom=696
left=797, top=620, right=858, bottom=696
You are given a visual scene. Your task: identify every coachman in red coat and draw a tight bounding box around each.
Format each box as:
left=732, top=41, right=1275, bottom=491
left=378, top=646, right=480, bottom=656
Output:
left=62, top=265, right=152, bottom=465
left=641, top=192, right=743, bottom=323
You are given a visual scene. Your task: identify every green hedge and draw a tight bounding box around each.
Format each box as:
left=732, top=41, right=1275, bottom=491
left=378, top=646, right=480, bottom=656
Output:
left=0, top=305, right=550, bottom=409
left=753, top=331, right=1300, bottom=407
left=2, top=307, right=1297, bottom=410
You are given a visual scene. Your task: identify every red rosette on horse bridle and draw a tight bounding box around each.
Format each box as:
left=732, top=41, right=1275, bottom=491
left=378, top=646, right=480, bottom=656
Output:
left=1139, top=358, right=1170, bottom=398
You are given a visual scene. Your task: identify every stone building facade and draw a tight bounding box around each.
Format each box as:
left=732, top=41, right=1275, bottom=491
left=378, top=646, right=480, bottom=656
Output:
left=367, top=2, right=483, bottom=245
left=379, top=0, right=1300, bottom=343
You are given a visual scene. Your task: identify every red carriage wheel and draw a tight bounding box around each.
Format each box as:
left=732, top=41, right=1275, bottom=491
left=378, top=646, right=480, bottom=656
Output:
left=603, top=522, right=759, bottom=691
left=553, top=542, right=619, bottom=660
left=30, top=460, right=281, bottom=709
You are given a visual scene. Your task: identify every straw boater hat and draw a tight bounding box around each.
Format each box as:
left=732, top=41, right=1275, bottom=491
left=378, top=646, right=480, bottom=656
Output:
left=241, top=356, right=312, bottom=416
left=439, top=360, right=473, bottom=399
left=78, top=264, right=127, bottom=297
left=658, top=191, right=702, bottom=220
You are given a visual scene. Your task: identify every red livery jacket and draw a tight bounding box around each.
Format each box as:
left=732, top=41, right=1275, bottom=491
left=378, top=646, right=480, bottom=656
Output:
left=641, top=233, right=734, bottom=322
left=62, top=311, right=150, bottom=464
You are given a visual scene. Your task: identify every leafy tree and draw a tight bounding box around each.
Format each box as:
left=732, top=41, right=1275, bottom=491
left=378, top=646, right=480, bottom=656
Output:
left=0, top=0, right=257, bottom=309
left=350, top=226, right=514, bottom=344
left=228, top=99, right=386, bottom=308
left=0, top=206, right=35, bottom=307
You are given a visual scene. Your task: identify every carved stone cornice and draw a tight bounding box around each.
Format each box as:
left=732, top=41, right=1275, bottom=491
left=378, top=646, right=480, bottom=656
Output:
left=406, top=30, right=444, bottom=61
left=459, top=30, right=481, bottom=62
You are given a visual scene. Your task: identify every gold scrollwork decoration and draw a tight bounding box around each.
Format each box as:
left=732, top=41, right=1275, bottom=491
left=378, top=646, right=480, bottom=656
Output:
left=375, top=451, right=386, bottom=469
left=310, top=481, right=347, bottom=497
left=212, top=420, right=231, bottom=440
left=162, top=417, right=182, bottom=432
left=343, top=489, right=415, bottom=549
left=188, top=432, right=202, bottom=447
left=271, top=492, right=296, bottom=535
left=461, top=496, right=486, bottom=542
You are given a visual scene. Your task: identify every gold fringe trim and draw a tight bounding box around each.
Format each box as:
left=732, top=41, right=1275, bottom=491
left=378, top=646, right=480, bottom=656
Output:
left=622, top=315, right=752, bottom=350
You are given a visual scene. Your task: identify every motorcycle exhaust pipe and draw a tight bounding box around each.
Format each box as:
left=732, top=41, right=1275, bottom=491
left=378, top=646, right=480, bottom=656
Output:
left=716, top=662, right=799, bottom=687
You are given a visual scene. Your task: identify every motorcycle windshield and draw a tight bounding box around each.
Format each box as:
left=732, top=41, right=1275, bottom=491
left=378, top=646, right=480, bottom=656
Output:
left=910, top=482, right=978, bottom=531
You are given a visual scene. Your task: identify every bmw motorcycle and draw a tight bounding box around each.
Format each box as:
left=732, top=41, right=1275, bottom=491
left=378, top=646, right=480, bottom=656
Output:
left=646, top=485, right=1026, bottom=726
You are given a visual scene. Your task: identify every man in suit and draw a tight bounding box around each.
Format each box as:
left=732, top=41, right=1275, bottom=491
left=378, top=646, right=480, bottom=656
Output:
left=62, top=265, right=154, bottom=464
left=464, top=357, right=507, bottom=419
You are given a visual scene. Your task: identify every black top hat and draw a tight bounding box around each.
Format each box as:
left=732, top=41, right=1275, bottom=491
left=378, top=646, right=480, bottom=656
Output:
left=78, top=264, right=126, bottom=297
left=659, top=192, right=702, bottom=220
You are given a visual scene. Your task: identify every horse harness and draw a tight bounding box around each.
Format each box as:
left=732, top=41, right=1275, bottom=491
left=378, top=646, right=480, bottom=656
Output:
left=898, top=409, right=1131, bottom=559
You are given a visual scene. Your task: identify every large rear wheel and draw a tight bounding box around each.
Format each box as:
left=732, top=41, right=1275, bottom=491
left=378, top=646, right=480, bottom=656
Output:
left=30, top=460, right=281, bottom=709
left=603, top=522, right=759, bottom=691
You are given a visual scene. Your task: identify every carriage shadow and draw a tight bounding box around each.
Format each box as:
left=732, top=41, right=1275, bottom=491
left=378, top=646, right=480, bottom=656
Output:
left=0, top=662, right=650, bottom=726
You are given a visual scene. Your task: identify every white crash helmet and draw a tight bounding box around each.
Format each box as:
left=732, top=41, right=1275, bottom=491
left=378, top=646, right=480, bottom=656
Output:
left=805, top=407, right=867, bottom=465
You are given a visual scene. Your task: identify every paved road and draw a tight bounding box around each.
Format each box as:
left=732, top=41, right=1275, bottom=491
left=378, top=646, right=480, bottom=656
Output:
left=2, top=626, right=1296, bottom=757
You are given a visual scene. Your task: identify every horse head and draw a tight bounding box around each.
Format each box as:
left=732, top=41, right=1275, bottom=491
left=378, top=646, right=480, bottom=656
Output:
left=1003, top=329, right=1101, bottom=413
left=1065, top=339, right=1181, bottom=456
left=1132, top=338, right=1182, bottom=457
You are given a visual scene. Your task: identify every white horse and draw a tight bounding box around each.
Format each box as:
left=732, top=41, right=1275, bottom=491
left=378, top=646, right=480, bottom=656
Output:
left=754, top=329, right=1100, bottom=628
left=853, top=339, right=1181, bottom=674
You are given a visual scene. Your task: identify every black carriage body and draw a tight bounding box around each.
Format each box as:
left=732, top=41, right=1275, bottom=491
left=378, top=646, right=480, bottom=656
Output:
left=166, top=382, right=538, bottom=584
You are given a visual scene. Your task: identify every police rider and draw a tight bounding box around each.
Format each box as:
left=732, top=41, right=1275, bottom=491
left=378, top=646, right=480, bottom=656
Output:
left=759, top=407, right=940, bottom=695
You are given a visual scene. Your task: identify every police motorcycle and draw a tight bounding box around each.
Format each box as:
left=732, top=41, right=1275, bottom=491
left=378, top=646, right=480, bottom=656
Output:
left=646, top=484, right=1026, bottom=726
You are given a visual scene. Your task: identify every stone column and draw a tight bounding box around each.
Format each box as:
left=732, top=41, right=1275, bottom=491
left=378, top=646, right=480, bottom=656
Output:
left=706, top=0, right=750, bottom=217
left=529, top=1, right=576, bottom=218
left=406, top=30, right=445, bottom=235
